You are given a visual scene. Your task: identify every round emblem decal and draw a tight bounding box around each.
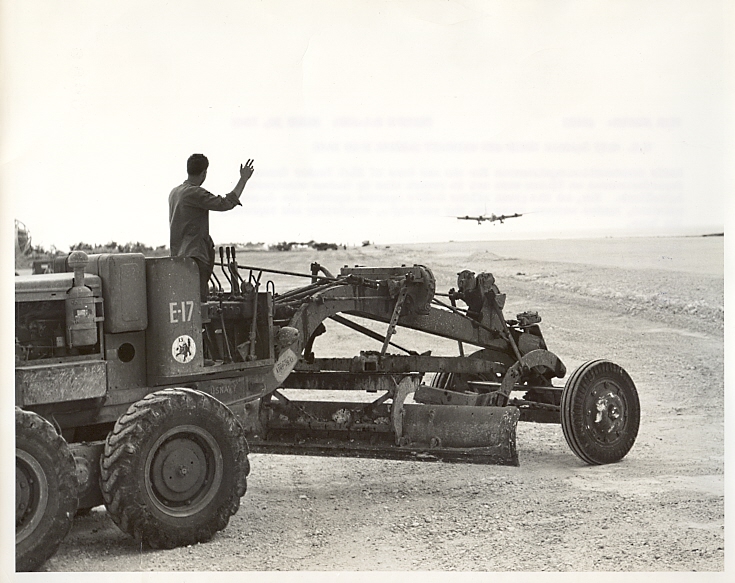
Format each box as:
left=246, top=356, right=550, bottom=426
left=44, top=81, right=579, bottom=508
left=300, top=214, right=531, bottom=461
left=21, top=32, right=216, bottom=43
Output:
left=172, top=335, right=196, bottom=364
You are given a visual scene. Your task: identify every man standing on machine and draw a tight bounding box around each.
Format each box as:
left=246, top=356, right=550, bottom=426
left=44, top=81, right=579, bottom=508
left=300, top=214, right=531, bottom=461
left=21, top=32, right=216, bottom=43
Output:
left=169, top=154, right=255, bottom=300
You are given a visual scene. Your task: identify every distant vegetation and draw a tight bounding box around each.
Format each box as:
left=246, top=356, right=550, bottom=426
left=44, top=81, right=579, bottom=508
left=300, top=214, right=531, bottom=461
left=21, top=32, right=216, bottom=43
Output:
left=16, top=236, right=349, bottom=270
left=16, top=241, right=169, bottom=270
left=68, top=241, right=169, bottom=255
left=272, top=240, right=345, bottom=251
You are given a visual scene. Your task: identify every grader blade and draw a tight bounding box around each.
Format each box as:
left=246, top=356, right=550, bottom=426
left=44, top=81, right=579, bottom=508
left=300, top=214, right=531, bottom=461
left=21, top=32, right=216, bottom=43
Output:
left=401, top=404, right=520, bottom=466
left=238, top=389, right=520, bottom=465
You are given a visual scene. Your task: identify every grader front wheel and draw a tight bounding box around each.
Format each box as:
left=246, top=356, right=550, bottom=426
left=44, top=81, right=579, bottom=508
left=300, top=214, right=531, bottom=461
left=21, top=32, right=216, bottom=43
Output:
left=100, top=388, right=250, bottom=549
left=561, top=360, right=640, bottom=465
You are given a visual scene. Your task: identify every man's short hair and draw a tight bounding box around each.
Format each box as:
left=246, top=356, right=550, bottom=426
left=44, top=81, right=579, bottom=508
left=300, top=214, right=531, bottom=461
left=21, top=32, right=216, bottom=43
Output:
left=187, top=154, right=209, bottom=176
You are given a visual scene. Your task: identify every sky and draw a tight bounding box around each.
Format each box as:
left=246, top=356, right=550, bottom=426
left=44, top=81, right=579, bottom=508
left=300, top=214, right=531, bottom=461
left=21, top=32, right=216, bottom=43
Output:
left=1, top=0, right=732, bottom=250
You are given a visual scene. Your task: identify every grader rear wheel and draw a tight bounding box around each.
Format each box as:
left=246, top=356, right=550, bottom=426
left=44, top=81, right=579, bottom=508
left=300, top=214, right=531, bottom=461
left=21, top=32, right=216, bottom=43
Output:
left=561, top=360, right=640, bottom=465
left=100, top=388, right=250, bottom=549
left=16, top=408, right=78, bottom=572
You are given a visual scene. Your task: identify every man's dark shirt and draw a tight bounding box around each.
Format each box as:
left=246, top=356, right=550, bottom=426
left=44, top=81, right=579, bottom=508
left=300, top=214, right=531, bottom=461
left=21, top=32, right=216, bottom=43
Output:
left=169, top=180, right=241, bottom=265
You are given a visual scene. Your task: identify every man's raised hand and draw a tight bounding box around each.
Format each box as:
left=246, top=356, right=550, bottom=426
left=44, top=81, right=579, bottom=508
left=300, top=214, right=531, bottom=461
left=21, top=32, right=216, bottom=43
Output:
left=240, top=159, right=255, bottom=180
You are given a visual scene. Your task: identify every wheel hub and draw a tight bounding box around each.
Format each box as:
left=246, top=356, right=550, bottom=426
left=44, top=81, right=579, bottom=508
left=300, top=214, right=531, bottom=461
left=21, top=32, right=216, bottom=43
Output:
left=586, top=381, right=626, bottom=443
left=16, top=465, right=32, bottom=524
left=153, top=438, right=208, bottom=500
left=145, top=424, right=224, bottom=517
left=15, top=450, right=49, bottom=543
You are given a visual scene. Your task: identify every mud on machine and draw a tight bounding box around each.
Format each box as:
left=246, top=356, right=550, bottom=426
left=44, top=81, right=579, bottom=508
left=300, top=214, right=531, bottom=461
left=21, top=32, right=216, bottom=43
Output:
left=15, top=249, right=640, bottom=570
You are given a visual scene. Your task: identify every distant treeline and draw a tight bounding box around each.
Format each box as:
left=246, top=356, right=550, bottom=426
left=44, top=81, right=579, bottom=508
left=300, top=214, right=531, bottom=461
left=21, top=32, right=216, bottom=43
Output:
left=68, top=241, right=169, bottom=255
left=18, top=239, right=347, bottom=269
left=17, top=241, right=169, bottom=269
left=272, top=240, right=346, bottom=251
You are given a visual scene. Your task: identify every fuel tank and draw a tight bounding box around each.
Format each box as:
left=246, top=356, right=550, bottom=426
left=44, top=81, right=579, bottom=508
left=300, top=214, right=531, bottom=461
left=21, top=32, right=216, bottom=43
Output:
left=145, top=257, right=203, bottom=384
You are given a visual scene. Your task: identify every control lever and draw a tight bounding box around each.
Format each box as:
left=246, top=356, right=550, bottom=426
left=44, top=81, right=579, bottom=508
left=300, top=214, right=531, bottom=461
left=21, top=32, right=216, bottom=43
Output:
left=219, top=247, right=232, bottom=286
left=229, top=246, right=240, bottom=294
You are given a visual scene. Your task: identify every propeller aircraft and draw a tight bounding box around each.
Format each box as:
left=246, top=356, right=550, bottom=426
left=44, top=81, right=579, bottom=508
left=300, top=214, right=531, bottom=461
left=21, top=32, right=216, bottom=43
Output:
left=456, top=212, right=524, bottom=225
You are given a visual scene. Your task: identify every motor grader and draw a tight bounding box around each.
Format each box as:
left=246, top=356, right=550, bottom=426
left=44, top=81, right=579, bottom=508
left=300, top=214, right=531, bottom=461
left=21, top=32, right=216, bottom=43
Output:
left=14, top=249, right=640, bottom=570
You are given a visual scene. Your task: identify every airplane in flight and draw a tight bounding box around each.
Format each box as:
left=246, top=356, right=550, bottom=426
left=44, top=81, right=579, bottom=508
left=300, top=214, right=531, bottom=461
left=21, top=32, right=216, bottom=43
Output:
left=456, top=212, right=524, bottom=225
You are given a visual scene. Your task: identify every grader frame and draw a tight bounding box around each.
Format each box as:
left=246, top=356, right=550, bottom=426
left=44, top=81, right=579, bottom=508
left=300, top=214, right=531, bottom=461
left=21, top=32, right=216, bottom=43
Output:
left=214, top=255, right=631, bottom=468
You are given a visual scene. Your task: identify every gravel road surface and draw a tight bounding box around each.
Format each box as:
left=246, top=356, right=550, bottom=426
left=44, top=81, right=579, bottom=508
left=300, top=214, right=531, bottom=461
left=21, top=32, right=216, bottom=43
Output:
left=38, top=237, right=725, bottom=575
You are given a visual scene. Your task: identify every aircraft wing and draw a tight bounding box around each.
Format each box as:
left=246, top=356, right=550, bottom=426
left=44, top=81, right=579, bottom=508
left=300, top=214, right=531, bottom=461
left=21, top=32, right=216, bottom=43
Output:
left=494, top=213, right=523, bottom=223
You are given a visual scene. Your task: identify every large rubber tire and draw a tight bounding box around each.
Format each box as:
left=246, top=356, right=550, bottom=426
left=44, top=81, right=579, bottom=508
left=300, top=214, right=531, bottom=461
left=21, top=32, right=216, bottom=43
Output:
left=16, top=408, right=79, bottom=572
left=561, top=360, right=640, bottom=465
left=100, top=388, right=250, bottom=549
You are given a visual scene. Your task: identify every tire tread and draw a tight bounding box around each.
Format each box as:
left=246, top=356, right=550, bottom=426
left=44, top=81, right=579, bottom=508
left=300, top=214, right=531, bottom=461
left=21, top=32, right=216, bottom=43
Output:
left=99, top=389, right=249, bottom=550
left=15, top=408, right=78, bottom=572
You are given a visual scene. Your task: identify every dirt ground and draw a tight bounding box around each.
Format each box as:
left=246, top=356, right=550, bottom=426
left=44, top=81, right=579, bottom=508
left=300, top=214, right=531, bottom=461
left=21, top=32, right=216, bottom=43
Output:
left=39, top=236, right=725, bottom=575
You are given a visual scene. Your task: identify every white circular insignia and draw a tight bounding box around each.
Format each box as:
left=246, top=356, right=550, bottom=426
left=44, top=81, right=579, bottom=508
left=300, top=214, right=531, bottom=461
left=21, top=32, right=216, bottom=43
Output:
left=172, top=335, right=196, bottom=364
